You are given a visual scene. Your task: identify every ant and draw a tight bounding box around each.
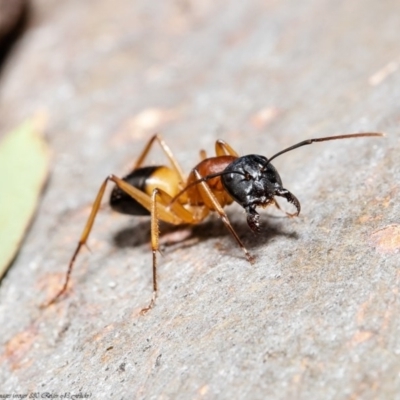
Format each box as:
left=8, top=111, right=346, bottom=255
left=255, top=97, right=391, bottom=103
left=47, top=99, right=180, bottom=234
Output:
left=45, top=132, right=383, bottom=313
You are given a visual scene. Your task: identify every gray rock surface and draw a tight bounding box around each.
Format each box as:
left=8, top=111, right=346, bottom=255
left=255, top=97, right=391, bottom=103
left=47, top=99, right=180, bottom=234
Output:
left=1, top=0, right=399, bottom=399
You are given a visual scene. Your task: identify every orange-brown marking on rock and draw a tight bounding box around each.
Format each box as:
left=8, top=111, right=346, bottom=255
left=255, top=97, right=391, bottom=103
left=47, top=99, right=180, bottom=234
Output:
left=1, top=326, right=38, bottom=370
left=370, top=224, right=400, bottom=254
left=349, top=330, right=374, bottom=347
left=110, top=106, right=183, bottom=146
left=250, top=106, right=280, bottom=130
left=91, top=323, right=115, bottom=343
left=356, top=295, right=374, bottom=325
left=358, top=214, right=382, bottom=224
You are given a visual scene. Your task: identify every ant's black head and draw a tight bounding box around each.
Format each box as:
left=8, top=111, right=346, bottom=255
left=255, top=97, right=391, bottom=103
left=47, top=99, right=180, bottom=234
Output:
left=169, top=133, right=382, bottom=234
left=221, top=155, right=300, bottom=232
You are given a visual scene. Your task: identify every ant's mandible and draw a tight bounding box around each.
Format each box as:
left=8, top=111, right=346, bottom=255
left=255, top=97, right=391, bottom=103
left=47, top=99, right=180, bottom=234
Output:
left=45, top=132, right=383, bottom=313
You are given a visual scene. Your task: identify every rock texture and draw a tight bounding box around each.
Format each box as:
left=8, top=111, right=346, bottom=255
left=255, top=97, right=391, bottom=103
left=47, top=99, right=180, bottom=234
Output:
left=0, top=1, right=399, bottom=399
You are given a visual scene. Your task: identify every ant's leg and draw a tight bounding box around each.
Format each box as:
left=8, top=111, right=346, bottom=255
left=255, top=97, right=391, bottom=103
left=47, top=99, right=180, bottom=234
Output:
left=44, top=174, right=183, bottom=307
left=202, top=139, right=238, bottom=160
left=140, top=188, right=161, bottom=314
left=199, top=149, right=207, bottom=160
left=193, top=169, right=255, bottom=263
left=43, top=176, right=110, bottom=307
left=133, top=134, right=185, bottom=183
left=140, top=188, right=206, bottom=314
left=215, top=139, right=239, bottom=157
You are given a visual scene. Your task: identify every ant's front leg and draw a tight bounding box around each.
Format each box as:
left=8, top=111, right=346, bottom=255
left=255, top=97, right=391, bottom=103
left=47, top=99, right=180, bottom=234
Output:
left=192, top=169, right=255, bottom=264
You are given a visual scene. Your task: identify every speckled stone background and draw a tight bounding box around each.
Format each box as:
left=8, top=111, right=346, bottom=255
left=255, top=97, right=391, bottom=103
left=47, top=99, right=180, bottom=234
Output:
left=0, top=0, right=399, bottom=399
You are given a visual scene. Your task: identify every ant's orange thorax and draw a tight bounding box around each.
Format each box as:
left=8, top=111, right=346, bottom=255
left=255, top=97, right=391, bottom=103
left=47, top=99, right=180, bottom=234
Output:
left=186, top=155, right=237, bottom=209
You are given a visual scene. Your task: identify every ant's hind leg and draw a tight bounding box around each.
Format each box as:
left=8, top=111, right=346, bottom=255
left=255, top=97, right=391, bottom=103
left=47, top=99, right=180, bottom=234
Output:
left=44, top=174, right=181, bottom=308
left=133, top=134, right=185, bottom=183
left=215, top=139, right=239, bottom=157
left=43, top=176, right=113, bottom=307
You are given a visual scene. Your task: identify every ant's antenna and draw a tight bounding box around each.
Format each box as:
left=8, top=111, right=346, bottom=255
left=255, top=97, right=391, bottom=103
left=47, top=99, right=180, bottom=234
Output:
left=169, top=170, right=246, bottom=206
left=169, top=132, right=384, bottom=206
left=266, top=132, right=384, bottom=165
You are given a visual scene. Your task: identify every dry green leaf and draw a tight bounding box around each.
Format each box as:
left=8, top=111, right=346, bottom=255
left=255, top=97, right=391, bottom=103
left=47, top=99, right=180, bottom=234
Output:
left=0, top=115, right=50, bottom=279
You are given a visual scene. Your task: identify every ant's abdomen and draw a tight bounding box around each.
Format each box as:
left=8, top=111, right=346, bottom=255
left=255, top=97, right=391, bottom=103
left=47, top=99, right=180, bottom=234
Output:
left=110, top=166, right=181, bottom=215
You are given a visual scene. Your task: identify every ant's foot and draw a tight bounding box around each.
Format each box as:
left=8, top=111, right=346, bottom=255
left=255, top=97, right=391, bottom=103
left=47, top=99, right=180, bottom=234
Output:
left=139, top=292, right=157, bottom=315
left=39, top=287, right=67, bottom=309
left=246, top=253, right=256, bottom=265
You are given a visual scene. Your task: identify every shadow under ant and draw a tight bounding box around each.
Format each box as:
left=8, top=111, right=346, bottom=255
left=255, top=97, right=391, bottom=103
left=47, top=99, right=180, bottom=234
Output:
left=112, top=210, right=299, bottom=259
